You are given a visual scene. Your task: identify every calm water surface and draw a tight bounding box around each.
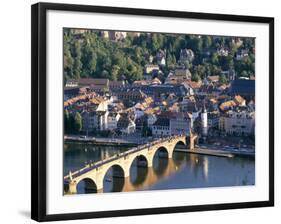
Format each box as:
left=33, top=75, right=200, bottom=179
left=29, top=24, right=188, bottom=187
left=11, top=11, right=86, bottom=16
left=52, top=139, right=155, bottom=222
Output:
left=64, top=142, right=255, bottom=194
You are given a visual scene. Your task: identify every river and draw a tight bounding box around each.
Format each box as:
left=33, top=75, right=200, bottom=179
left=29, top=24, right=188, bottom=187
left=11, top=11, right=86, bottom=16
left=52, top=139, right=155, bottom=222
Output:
left=64, top=142, right=255, bottom=194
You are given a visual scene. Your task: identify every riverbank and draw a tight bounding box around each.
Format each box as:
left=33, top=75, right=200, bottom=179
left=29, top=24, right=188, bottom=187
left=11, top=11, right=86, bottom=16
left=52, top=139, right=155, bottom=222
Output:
left=64, top=135, right=139, bottom=147
left=174, top=145, right=255, bottom=158
left=175, top=148, right=234, bottom=157
left=64, top=135, right=255, bottom=158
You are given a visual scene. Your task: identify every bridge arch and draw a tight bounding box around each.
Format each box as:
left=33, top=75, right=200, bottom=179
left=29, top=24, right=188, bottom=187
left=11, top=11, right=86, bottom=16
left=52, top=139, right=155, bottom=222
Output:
left=103, top=164, right=127, bottom=193
left=129, top=154, right=149, bottom=186
left=174, top=140, right=186, bottom=147
left=153, top=146, right=169, bottom=159
left=103, top=164, right=126, bottom=179
left=129, top=154, right=149, bottom=168
left=173, top=140, right=187, bottom=162
left=76, top=177, right=97, bottom=194
left=152, top=146, right=169, bottom=177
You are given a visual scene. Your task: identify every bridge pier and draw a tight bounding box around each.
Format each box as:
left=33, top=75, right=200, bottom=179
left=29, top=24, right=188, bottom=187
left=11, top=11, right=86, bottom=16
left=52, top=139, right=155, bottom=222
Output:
left=68, top=181, right=77, bottom=194
left=168, top=150, right=173, bottom=159
left=147, top=156, right=153, bottom=167
left=189, top=131, right=198, bottom=150
left=95, top=178, right=104, bottom=192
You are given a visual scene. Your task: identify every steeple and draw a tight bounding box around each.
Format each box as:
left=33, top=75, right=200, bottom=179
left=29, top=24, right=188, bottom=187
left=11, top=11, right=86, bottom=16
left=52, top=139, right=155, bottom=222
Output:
left=201, top=100, right=208, bottom=136
left=203, top=99, right=207, bottom=113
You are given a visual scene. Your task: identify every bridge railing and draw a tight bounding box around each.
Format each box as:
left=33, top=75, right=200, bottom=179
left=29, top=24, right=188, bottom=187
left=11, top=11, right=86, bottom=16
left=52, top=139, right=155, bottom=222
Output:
left=64, top=134, right=185, bottom=181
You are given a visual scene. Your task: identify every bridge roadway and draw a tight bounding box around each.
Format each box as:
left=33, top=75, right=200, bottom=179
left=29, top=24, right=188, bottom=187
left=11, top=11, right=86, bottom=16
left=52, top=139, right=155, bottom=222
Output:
left=64, top=134, right=189, bottom=194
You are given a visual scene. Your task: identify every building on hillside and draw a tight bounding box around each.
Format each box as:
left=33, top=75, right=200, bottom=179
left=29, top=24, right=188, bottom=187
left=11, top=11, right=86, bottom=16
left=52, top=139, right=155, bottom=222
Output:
left=65, top=79, right=78, bottom=87
left=233, top=95, right=246, bottom=106
left=109, top=80, right=126, bottom=91
left=132, top=78, right=162, bottom=87
left=156, top=49, right=166, bottom=66
left=217, top=47, right=229, bottom=56
left=117, top=116, right=136, bottom=134
left=147, top=114, right=157, bottom=128
left=135, top=116, right=148, bottom=131
left=219, top=100, right=237, bottom=112
left=169, top=113, right=191, bottom=136
left=78, top=78, right=109, bottom=92
left=144, top=64, right=160, bottom=74
left=96, top=111, right=109, bottom=131
left=81, top=111, right=98, bottom=133
left=229, top=79, right=255, bottom=99
left=108, top=31, right=127, bottom=41
left=81, top=110, right=108, bottom=132
left=183, top=80, right=202, bottom=94
left=107, top=112, right=121, bottom=130
left=235, top=49, right=249, bottom=60
left=207, top=75, right=219, bottom=83
left=100, top=31, right=109, bottom=38
left=219, top=109, right=255, bottom=136
left=89, top=96, right=108, bottom=112
left=139, top=84, right=189, bottom=99
left=179, top=48, right=194, bottom=65
left=115, top=89, right=147, bottom=102
left=208, top=111, right=220, bottom=128
left=165, top=68, right=192, bottom=84
left=64, top=86, right=88, bottom=99
left=152, top=117, right=170, bottom=137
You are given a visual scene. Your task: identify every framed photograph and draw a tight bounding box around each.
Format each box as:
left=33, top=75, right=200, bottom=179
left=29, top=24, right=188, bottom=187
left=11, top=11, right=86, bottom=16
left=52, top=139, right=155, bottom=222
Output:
left=31, top=2, right=274, bottom=222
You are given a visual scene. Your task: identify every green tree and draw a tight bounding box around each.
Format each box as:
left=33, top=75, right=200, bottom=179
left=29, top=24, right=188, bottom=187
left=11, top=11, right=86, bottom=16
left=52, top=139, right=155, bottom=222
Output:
left=192, top=73, right=201, bottom=82
left=63, top=36, right=73, bottom=78
left=151, top=33, right=164, bottom=52
left=63, top=29, right=256, bottom=84
left=240, top=70, right=248, bottom=78
left=166, top=53, right=176, bottom=70
left=73, top=42, right=82, bottom=79
left=195, top=64, right=206, bottom=80
left=203, top=36, right=212, bottom=49
left=74, top=112, right=82, bottom=133
left=81, top=44, right=97, bottom=78
left=211, top=52, right=219, bottom=65
left=219, top=74, right=228, bottom=84
left=101, top=70, right=110, bottom=79
left=211, top=65, right=222, bottom=76
left=111, top=65, right=120, bottom=81
left=64, top=109, right=70, bottom=133
left=68, top=113, right=75, bottom=133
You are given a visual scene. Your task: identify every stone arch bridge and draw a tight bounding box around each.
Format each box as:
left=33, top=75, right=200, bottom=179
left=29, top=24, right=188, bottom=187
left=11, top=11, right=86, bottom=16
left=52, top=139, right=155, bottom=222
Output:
left=64, top=134, right=197, bottom=193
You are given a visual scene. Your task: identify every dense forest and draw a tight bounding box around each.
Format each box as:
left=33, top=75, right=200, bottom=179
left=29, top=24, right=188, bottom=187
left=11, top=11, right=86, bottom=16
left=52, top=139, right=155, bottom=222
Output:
left=63, top=28, right=255, bottom=83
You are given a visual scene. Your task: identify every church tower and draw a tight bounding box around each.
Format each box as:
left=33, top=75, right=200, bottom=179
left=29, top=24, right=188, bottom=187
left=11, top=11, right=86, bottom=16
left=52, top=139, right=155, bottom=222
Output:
left=201, top=103, right=208, bottom=136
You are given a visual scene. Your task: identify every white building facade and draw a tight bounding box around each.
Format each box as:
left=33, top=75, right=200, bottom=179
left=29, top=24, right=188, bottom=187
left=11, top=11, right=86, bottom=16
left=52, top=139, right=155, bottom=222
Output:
left=152, top=118, right=171, bottom=137
left=170, top=116, right=190, bottom=136
left=219, top=110, right=255, bottom=136
left=107, top=112, right=121, bottom=130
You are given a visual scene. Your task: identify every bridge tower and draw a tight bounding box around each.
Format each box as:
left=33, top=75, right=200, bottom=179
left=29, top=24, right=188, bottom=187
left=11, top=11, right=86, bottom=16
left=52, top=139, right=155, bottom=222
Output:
left=201, top=103, right=208, bottom=137
left=189, top=129, right=198, bottom=150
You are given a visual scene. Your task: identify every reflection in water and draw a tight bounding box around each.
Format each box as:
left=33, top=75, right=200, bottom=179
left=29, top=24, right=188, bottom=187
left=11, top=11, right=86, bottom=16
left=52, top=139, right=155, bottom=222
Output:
left=203, top=156, right=209, bottom=181
left=64, top=142, right=255, bottom=194
left=103, top=165, right=125, bottom=192
left=130, top=156, right=149, bottom=186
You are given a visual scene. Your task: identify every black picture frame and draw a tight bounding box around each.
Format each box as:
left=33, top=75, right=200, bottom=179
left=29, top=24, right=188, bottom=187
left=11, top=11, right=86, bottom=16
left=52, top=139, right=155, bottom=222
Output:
left=31, top=2, right=274, bottom=222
